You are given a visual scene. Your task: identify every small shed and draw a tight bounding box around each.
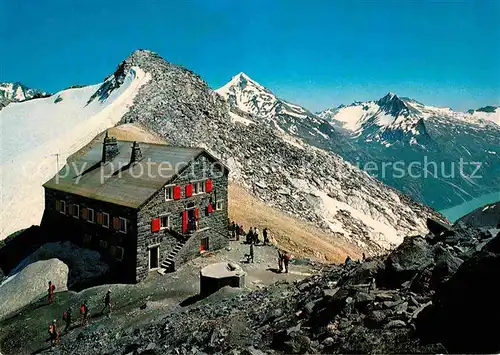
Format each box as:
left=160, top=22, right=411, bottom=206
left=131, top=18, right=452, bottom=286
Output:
left=200, top=262, right=246, bottom=296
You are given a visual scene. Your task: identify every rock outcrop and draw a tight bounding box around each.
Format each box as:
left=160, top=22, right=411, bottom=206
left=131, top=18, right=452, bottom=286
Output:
left=0, top=259, right=68, bottom=321
left=9, top=242, right=109, bottom=289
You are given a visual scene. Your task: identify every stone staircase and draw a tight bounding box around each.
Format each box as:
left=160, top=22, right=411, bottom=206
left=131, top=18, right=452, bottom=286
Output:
left=159, top=240, right=186, bottom=273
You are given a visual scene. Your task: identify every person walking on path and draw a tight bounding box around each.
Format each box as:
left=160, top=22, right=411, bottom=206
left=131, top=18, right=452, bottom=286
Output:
left=62, top=307, right=72, bottom=332
left=249, top=242, right=254, bottom=263
left=47, top=281, right=56, bottom=304
left=80, top=301, right=90, bottom=326
left=283, top=252, right=290, bottom=273
left=48, top=320, right=60, bottom=346
left=263, top=228, right=269, bottom=245
left=277, top=250, right=283, bottom=272
left=254, top=227, right=260, bottom=244
left=235, top=223, right=240, bottom=241
left=100, top=290, right=112, bottom=316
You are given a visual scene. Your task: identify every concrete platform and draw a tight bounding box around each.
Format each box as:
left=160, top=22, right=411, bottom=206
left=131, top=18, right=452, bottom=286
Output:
left=200, top=262, right=246, bottom=296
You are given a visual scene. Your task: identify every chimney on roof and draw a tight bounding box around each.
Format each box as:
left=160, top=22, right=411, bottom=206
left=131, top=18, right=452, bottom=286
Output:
left=130, top=141, right=142, bottom=163
left=102, top=131, right=119, bottom=163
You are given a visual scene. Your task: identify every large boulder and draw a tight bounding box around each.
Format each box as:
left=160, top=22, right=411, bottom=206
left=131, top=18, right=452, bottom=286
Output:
left=382, top=236, right=434, bottom=287
left=338, top=259, right=385, bottom=287
left=10, top=241, right=108, bottom=288
left=0, top=258, right=68, bottom=320
left=416, top=251, right=500, bottom=353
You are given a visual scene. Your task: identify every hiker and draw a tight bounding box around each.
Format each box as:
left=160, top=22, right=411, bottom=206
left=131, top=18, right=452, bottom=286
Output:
left=369, top=277, right=376, bottom=293
left=263, top=228, right=269, bottom=245
left=277, top=250, right=283, bottom=272
left=249, top=242, right=254, bottom=263
left=283, top=251, right=290, bottom=273
left=62, top=307, right=72, bottom=332
left=80, top=301, right=90, bottom=326
left=48, top=281, right=56, bottom=304
left=235, top=223, right=240, bottom=240
left=48, top=320, right=60, bottom=346
left=345, top=255, right=352, bottom=266
left=231, top=221, right=236, bottom=239
left=254, top=227, right=260, bottom=244
left=101, top=289, right=112, bottom=316
left=246, top=227, right=254, bottom=244
left=362, top=253, right=366, bottom=261
left=239, top=225, right=244, bottom=237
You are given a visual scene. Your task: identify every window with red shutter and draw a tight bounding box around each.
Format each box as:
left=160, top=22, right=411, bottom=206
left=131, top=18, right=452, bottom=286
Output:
left=205, top=179, right=213, bottom=193
left=173, top=185, right=181, bottom=200
left=151, top=218, right=160, bottom=232
left=185, top=184, right=193, bottom=197
left=182, top=211, right=188, bottom=233
left=113, top=217, right=120, bottom=230
left=207, top=203, right=213, bottom=213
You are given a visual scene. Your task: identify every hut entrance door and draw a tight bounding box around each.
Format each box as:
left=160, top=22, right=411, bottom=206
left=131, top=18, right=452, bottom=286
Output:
left=149, top=246, right=159, bottom=269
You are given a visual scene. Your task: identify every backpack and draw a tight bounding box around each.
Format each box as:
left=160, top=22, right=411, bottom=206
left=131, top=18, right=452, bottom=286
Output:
left=80, top=305, right=87, bottom=314
left=51, top=284, right=56, bottom=292
left=284, top=254, right=291, bottom=261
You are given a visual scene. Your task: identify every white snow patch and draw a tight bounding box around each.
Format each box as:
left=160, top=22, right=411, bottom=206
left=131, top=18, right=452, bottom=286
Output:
left=229, top=111, right=254, bottom=126
left=288, top=178, right=403, bottom=249
left=0, top=67, right=152, bottom=239
left=314, top=128, right=329, bottom=140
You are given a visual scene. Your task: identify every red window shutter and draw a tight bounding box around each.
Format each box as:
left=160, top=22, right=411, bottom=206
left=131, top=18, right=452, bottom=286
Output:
left=82, top=208, right=88, bottom=220
left=207, top=203, right=213, bottom=213
left=194, top=208, right=199, bottom=220
left=113, top=217, right=120, bottom=230
left=96, top=212, right=103, bottom=224
left=182, top=211, right=188, bottom=233
left=205, top=179, right=213, bottom=193
left=173, top=185, right=181, bottom=200
left=151, top=218, right=160, bottom=232
left=185, top=184, right=193, bottom=197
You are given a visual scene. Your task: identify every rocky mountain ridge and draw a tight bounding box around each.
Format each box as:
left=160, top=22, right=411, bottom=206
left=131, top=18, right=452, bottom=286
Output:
left=112, top=50, right=444, bottom=253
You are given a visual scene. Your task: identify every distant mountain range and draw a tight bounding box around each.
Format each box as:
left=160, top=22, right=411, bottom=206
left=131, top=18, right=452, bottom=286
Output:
left=217, top=73, right=500, bottom=211
left=0, top=82, right=49, bottom=105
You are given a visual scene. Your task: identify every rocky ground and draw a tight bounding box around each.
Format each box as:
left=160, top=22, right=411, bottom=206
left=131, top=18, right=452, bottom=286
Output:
left=0, top=240, right=320, bottom=355
left=2, top=219, right=496, bottom=354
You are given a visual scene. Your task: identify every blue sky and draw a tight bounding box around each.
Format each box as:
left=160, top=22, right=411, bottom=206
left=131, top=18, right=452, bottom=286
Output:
left=1, top=0, right=499, bottom=112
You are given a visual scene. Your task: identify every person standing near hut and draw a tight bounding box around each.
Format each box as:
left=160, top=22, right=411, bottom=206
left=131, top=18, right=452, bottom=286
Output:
left=263, top=228, right=269, bottom=245
left=283, top=251, right=290, bottom=273
left=249, top=242, right=254, bottom=263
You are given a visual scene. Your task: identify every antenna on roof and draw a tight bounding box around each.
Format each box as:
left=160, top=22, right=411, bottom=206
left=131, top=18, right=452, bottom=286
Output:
left=52, top=153, right=60, bottom=183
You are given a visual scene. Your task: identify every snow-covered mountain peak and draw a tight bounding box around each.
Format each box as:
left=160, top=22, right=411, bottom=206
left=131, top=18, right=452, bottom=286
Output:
left=0, top=82, right=49, bottom=104
left=216, top=72, right=354, bottom=151
left=376, top=92, right=410, bottom=117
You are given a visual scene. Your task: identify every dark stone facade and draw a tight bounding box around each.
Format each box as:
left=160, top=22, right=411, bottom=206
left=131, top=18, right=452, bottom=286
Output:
left=42, top=188, right=137, bottom=283
left=42, top=152, right=229, bottom=283
left=136, top=154, right=229, bottom=281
